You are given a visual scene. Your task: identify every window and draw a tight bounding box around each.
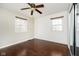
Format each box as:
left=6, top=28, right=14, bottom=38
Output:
left=15, top=16, right=27, bottom=32
left=51, top=16, right=63, bottom=31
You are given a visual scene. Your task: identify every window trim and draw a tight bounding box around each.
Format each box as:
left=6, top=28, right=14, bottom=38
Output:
left=50, top=16, right=64, bottom=20
left=15, top=16, right=27, bottom=20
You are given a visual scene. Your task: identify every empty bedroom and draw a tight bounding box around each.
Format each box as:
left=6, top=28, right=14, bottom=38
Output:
left=0, top=3, right=79, bottom=56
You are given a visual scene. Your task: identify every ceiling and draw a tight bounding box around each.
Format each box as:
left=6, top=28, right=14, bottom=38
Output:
left=0, top=3, right=70, bottom=18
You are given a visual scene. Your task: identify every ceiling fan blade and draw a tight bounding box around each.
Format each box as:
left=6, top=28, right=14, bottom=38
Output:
left=33, top=4, right=35, bottom=8
left=28, top=3, right=35, bottom=8
left=28, top=3, right=32, bottom=7
left=36, top=4, right=44, bottom=8
left=21, top=7, right=30, bottom=10
left=28, top=3, right=36, bottom=8
left=35, top=9, right=42, bottom=14
left=31, top=10, right=33, bottom=15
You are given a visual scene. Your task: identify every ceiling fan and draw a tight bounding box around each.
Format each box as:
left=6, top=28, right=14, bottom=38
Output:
left=20, top=3, right=44, bottom=15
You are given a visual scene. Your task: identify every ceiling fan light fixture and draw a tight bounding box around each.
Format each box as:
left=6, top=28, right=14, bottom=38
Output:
left=31, top=8, right=35, bottom=10
left=20, top=3, right=44, bottom=15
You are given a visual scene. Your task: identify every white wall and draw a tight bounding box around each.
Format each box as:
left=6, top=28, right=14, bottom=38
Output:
left=0, top=8, right=34, bottom=49
left=35, top=11, right=68, bottom=44
left=76, top=4, right=79, bottom=47
left=76, top=32, right=79, bottom=47
left=0, top=7, right=69, bottom=49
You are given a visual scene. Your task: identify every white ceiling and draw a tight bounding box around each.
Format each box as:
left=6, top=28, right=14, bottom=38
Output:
left=0, top=3, right=70, bottom=18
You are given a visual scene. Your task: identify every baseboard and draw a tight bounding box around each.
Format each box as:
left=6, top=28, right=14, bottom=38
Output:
left=0, top=38, right=69, bottom=51
left=34, top=38, right=68, bottom=46
left=0, top=38, right=70, bottom=56
left=0, top=37, right=33, bottom=49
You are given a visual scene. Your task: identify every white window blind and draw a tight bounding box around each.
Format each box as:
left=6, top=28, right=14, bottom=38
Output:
left=15, top=17, right=27, bottom=32
left=51, top=16, right=63, bottom=31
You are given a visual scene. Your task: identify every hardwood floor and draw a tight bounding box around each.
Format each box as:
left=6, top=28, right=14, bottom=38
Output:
left=0, top=39, right=70, bottom=56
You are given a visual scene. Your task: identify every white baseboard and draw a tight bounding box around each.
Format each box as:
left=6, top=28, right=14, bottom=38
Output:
left=0, top=37, right=33, bottom=49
